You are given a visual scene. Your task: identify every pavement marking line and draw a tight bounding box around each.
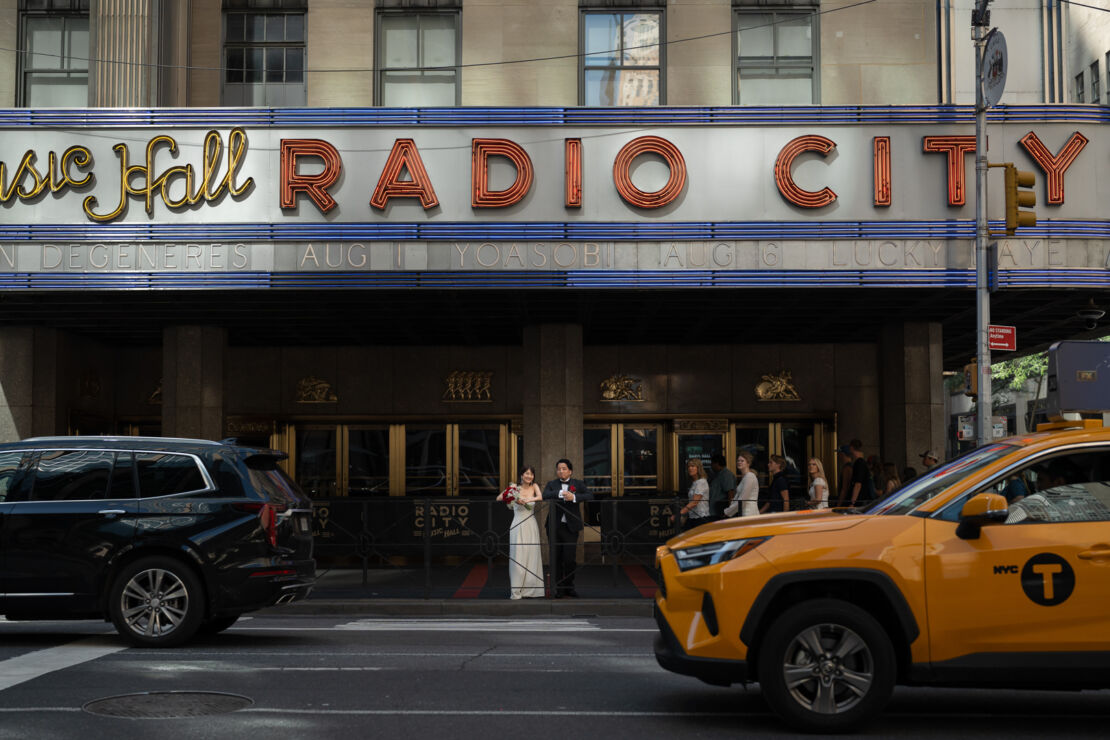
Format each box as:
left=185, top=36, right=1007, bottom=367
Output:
left=332, top=618, right=606, bottom=632
left=0, top=637, right=128, bottom=693
left=228, top=626, right=656, bottom=633
left=243, top=709, right=761, bottom=717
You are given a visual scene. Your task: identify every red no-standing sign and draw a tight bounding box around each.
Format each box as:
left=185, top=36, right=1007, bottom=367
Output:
left=989, top=325, right=1017, bottom=351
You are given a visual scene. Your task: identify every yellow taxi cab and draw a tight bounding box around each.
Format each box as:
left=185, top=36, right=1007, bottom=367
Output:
left=654, top=420, right=1110, bottom=732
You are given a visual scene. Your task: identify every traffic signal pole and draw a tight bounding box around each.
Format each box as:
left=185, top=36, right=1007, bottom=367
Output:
left=973, top=7, right=992, bottom=447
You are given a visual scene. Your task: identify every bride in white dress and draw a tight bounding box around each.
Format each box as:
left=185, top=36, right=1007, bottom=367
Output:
left=506, top=466, right=544, bottom=599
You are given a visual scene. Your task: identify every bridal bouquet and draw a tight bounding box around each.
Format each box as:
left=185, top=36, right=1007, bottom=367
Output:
left=497, top=484, right=533, bottom=511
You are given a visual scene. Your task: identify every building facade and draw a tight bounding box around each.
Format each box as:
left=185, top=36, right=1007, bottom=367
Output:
left=0, top=0, right=1107, bottom=508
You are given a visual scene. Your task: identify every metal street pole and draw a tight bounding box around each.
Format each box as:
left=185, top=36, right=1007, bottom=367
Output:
left=973, top=5, right=992, bottom=447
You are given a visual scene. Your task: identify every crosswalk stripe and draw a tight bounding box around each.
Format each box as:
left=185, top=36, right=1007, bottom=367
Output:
left=0, top=637, right=127, bottom=693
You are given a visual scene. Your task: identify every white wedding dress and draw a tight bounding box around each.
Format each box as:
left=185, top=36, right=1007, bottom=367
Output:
left=509, top=497, right=544, bottom=598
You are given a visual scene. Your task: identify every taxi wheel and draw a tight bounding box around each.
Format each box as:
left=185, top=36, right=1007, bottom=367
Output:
left=109, top=557, right=206, bottom=648
left=757, top=598, right=895, bottom=733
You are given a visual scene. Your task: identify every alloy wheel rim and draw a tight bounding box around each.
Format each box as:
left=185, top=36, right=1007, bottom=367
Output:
left=781, top=622, right=874, bottom=715
left=120, top=568, right=189, bottom=638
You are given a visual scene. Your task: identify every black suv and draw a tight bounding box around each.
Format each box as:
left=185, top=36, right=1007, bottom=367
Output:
left=0, top=437, right=314, bottom=647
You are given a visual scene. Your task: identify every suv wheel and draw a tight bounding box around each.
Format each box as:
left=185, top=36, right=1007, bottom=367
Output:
left=109, top=557, right=205, bottom=648
left=757, top=598, right=895, bottom=733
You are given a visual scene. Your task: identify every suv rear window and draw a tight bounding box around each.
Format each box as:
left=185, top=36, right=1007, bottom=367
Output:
left=245, top=455, right=303, bottom=507
left=135, top=453, right=207, bottom=497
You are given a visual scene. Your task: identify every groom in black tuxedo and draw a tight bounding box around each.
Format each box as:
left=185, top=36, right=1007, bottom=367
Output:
left=541, top=458, right=592, bottom=598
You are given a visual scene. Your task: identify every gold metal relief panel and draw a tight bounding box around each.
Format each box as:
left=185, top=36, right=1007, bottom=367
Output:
left=297, top=376, right=339, bottom=403
left=755, top=370, right=801, bottom=401
left=600, top=373, right=644, bottom=402
left=443, top=371, right=493, bottom=402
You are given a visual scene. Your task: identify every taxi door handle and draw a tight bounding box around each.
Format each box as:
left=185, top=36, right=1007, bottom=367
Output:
left=98, top=509, right=127, bottom=518
left=1077, top=545, right=1110, bottom=560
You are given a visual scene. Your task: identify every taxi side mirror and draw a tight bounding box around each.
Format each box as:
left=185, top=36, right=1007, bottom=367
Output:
left=956, top=493, right=1009, bottom=540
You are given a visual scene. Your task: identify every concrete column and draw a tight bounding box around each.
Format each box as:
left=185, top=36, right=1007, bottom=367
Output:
left=522, top=324, right=583, bottom=479
left=880, top=322, right=946, bottom=470
left=89, top=0, right=159, bottom=107
left=162, top=326, right=226, bottom=440
left=0, top=328, right=61, bottom=441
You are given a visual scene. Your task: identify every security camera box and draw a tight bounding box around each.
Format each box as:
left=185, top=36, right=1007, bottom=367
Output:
left=1043, top=341, right=1110, bottom=417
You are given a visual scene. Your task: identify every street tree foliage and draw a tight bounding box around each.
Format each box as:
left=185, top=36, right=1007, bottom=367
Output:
left=991, top=335, right=1110, bottom=391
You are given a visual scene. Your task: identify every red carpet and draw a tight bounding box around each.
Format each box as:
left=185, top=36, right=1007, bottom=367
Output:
left=452, top=564, right=489, bottom=598
left=623, top=564, right=659, bottom=598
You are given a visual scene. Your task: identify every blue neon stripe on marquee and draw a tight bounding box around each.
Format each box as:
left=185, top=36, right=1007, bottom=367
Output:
left=0, top=269, right=1106, bottom=291
left=2, top=220, right=1109, bottom=242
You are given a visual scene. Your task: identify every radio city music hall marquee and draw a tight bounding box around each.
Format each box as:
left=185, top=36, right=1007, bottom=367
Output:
left=0, top=121, right=1102, bottom=228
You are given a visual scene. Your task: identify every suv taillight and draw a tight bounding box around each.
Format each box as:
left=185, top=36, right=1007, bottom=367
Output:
left=233, top=501, right=287, bottom=547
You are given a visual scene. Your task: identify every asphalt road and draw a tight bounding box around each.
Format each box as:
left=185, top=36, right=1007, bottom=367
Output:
left=1, top=614, right=1108, bottom=739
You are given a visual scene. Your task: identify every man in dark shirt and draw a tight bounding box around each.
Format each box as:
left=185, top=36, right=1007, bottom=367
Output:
left=836, top=445, right=854, bottom=507
left=848, top=439, right=875, bottom=506
left=707, top=454, right=737, bottom=521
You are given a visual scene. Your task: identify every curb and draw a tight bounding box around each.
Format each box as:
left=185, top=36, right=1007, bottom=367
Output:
left=260, top=598, right=654, bottom=618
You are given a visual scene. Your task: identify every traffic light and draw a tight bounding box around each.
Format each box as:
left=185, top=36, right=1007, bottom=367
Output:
left=1004, top=164, right=1036, bottom=235
left=964, top=359, right=978, bottom=399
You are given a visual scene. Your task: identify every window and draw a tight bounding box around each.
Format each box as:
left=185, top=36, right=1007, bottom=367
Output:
left=0, top=452, right=28, bottom=502
left=29, top=450, right=117, bottom=501
left=581, top=10, right=663, bottom=106
left=135, top=453, right=207, bottom=497
left=992, top=449, right=1110, bottom=524
left=734, top=8, right=817, bottom=105
left=1091, top=61, right=1101, bottom=104
left=18, top=0, right=89, bottom=107
left=1075, top=72, right=1085, bottom=103
left=223, top=0, right=306, bottom=107
left=376, top=12, right=460, bottom=106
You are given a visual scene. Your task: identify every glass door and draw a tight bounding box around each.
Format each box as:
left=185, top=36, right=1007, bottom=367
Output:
left=347, top=425, right=391, bottom=496
left=405, top=425, right=449, bottom=495
left=295, top=425, right=339, bottom=498
left=582, top=423, right=663, bottom=496
left=455, top=424, right=502, bottom=496
left=622, top=425, right=661, bottom=495
left=584, top=424, right=615, bottom=495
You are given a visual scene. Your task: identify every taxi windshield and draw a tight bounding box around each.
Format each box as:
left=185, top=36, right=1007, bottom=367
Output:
left=864, top=443, right=1020, bottom=516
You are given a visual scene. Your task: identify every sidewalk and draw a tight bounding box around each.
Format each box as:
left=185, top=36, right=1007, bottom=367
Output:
left=261, top=564, right=658, bottom=617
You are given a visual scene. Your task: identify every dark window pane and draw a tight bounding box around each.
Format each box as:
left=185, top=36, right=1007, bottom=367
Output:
left=286, top=13, right=304, bottom=42
left=227, top=13, right=244, bottom=41
left=111, top=451, right=137, bottom=499
left=285, top=47, right=303, bottom=82
left=226, top=47, right=244, bottom=82
left=246, top=47, right=263, bottom=82
left=247, top=13, right=265, bottom=42
left=31, top=450, right=114, bottom=501
left=265, top=47, right=283, bottom=81
left=265, top=14, right=283, bottom=42
left=135, top=453, right=206, bottom=497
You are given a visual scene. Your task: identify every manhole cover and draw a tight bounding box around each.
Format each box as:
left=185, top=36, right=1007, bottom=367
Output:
left=83, top=691, right=253, bottom=718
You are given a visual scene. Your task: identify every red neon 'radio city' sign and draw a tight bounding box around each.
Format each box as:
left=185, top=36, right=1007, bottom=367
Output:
left=280, top=130, right=1089, bottom=214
